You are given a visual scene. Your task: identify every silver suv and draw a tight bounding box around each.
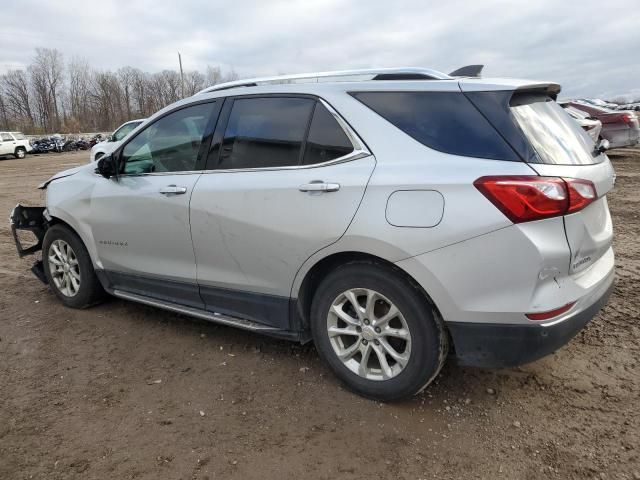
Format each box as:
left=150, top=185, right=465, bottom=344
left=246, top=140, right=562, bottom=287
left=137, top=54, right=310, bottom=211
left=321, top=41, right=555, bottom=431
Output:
left=11, top=67, right=615, bottom=401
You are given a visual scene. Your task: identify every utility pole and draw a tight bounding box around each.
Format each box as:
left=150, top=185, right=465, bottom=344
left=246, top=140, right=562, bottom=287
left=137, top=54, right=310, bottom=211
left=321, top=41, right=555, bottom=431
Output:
left=178, top=52, right=185, bottom=98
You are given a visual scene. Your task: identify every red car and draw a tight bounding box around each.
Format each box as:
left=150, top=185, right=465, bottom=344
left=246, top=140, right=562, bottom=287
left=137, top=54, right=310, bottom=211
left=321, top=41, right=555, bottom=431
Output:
left=565, top=101, right=639, bottom=148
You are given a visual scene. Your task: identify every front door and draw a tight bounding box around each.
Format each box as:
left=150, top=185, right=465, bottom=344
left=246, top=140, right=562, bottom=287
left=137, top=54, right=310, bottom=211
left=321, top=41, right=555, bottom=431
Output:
left=89, top=100, right=221, bottom=308
left=190, top=97, right=375, bottom=328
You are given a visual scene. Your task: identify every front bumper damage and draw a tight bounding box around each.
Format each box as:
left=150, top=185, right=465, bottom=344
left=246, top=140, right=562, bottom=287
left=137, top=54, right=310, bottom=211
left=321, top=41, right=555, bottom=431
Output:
left=10, top=204, right=49, bottom=283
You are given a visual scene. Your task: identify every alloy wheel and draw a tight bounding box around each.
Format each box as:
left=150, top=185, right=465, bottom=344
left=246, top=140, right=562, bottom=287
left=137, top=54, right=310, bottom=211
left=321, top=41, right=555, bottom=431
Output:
left=48, top=239, right=81, bottom=297
left=327, top=288, right=412, bottom=381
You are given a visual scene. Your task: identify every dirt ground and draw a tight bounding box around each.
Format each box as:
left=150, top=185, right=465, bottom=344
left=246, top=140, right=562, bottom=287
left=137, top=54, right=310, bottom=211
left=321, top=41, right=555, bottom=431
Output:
left=0, top=149, right=638, bottom=480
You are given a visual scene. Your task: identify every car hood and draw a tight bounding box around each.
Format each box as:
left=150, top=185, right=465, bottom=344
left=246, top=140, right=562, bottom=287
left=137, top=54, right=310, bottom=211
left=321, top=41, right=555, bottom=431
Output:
left=38, top=164, right=91, bottom=189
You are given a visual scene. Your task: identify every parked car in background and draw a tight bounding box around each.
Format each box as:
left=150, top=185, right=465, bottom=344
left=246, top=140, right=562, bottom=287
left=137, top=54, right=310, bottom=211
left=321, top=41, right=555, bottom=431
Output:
left=578, top=98, right=619, bottom=110
left=89, top=119, right=145, bottom=162
left=617, top=103, right=640, bottom=112
left=0, top=131, right=32, bottom=159
left=560, top=104, right=602, bottom=141
left=566, top=101, right=640, bottom=148
left=11, top=68, right=615, bottom=401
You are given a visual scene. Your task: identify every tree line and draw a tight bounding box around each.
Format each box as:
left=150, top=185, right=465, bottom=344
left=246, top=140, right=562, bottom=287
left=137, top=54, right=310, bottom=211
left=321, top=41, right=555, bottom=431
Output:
left=0, top=48, right=240, bottom=134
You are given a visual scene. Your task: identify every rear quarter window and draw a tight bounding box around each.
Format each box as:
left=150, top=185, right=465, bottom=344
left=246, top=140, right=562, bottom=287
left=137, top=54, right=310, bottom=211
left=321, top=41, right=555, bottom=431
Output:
left=351, top=91, right=518, bottom=161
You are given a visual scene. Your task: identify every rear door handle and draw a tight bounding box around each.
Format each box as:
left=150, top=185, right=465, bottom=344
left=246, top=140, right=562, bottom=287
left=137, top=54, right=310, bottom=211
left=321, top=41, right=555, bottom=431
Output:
left=298, top=182, right=340, bottom=193
left=159, top=185, right=187, bottom=195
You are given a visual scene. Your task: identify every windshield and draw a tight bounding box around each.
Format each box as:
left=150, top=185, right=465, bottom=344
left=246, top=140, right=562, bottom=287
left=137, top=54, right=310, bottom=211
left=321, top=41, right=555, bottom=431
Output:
left=113, top=121, right=142, bottom=141
left=510, top=95, right=599, bottom=165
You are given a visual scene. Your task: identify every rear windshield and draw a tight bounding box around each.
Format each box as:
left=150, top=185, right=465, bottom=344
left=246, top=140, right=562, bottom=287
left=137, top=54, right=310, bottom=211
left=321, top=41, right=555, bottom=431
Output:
left=351, top=91, right=518, bottom=161
left=510, top=95, right=598, bottom=165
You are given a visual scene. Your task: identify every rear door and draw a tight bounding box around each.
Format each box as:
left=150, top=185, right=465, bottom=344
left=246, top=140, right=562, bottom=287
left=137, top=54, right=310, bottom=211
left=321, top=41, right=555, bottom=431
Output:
left=508, top=94, right=615, bottom=275
left=190, top=96, right=375, bottom=328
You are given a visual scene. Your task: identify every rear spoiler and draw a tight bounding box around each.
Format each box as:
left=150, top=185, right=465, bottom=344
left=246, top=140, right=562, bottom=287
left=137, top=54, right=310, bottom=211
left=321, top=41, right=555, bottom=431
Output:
left=458, top=78, right=562, bottom=98
left=449, top=65, right=484, bottom=78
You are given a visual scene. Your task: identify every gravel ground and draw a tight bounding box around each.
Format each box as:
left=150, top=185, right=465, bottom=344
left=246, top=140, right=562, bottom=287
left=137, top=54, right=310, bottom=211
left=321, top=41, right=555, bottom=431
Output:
left=1, top=149, right=639, bottom=480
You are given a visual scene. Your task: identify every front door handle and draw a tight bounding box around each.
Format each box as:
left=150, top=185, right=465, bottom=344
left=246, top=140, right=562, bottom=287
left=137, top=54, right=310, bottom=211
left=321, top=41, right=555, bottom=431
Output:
left=159, top=185, right=187, bottom=195
left=299, top=182, right=340, bottom=193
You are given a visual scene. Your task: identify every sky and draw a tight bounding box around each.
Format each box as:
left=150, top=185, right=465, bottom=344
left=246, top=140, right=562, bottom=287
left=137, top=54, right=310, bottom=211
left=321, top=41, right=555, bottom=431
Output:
left=1, top=0, right=638, bottom=100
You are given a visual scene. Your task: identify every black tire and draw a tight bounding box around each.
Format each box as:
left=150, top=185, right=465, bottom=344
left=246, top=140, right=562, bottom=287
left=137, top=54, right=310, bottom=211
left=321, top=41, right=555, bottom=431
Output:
left=14, top=147, right=26, bottom=159
left=42, top=224, right=106, bottom=308
left=311, top=261, right=448, bottom=401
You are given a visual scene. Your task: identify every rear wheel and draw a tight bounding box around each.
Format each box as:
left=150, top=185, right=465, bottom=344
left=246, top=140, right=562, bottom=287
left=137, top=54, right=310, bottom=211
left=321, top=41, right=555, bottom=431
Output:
left=14, top=147, right=26, bottom=159
left=42, top=224, right=106, bottom=308
left=311, top=262, right=448, bottom=401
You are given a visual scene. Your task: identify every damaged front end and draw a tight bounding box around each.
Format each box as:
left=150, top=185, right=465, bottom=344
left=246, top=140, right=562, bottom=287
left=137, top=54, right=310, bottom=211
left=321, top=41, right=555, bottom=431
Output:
left=10, top=204, right=49, bottom=283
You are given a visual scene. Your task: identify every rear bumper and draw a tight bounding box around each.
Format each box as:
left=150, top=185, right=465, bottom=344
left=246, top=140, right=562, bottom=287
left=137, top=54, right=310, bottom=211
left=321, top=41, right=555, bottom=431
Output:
left=447, top=272, right=614, bottom=368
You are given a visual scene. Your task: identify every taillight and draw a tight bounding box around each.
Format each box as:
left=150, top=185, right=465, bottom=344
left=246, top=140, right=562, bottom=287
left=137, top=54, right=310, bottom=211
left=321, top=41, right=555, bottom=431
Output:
left=474, top=176, right=597, bottom=223
left=565, top=178, right=597, bottom=213
left=621, top=113, right=633, bottom=124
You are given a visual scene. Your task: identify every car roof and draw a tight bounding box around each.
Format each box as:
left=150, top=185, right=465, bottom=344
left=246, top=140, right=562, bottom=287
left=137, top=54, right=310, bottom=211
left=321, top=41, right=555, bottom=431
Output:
left=142, top=68, right=562, bottom=124
left=194, top=68, right=560, bottom=98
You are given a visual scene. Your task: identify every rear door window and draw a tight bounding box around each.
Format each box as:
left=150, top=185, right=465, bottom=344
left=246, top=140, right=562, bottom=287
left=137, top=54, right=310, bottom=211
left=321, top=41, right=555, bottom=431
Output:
left=510, top=94, right=598, bottom=165
left=351, top=91, right=518, bottom=161
left=302, top=103, right=354, bottom=165
left=217, top=97, right=315, bottom=169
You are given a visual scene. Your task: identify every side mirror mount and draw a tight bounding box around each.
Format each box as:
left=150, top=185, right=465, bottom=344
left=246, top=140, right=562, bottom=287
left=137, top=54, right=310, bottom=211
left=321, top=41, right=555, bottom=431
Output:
left=596, top=138, right=610, bottom=154
left=95, top=154, right=119, bottom=179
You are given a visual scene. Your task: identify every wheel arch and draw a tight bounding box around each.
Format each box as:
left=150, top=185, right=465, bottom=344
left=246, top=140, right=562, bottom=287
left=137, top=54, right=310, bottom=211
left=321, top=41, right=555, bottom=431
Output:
left=293, top=251, right=445, bottom=335
left=45, top=210, right=102, bottom=269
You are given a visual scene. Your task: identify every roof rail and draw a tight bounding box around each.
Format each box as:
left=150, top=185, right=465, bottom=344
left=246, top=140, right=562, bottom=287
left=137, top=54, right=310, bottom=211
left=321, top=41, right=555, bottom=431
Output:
left=196, top=67, right=452, bottom=94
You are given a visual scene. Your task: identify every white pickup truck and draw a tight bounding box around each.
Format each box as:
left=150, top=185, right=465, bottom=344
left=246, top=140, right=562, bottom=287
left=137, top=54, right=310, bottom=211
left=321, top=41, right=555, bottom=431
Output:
left=0, top=131, right=32, bottom=159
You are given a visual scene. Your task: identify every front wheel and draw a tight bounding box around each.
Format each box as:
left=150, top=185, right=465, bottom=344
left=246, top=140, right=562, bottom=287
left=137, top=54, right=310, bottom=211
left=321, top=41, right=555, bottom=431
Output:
left=311, top=262, right=448, bottom=401
left=42, top=224, right=106, bottom=308
left=14, top=147, right=26, bottom=159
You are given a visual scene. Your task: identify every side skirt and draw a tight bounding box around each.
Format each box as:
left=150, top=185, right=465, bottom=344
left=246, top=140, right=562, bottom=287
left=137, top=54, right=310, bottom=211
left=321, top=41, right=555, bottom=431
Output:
left=96, top=270, right=307, bottom=341
left=110, top=289, right=302, bottom=341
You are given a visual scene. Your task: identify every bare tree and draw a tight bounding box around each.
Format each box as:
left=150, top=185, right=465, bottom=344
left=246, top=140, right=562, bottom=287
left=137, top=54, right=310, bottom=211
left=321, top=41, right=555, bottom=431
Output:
left=29, top=62, right=52, bottom=131
left=205, top=65, right=223, bottom=86
left=31, top=48, right=65, bottom=131
left=118, top=66, right=137, bottom=119
left=0, top=47, right=239, bottom=133
left=1, top=70, right=34, bottom=130
left=184, top=70, right=205, bottom=95
left=68, top=57, right=92, bottom=129
left=224, top=68, right=239, bottom=82
left=0, top=92, right=9, bottom=130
